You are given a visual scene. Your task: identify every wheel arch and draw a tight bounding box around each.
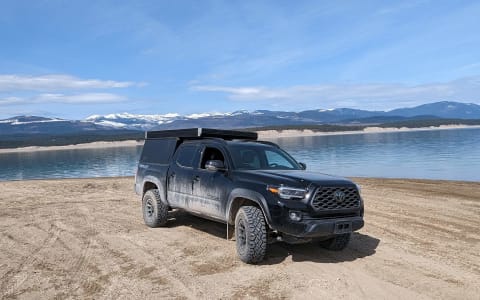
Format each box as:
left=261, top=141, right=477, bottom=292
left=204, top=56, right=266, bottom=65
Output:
left=226, top=189, right=272, bottom=227
left=143, top=181, right=157, bottom=194
left=141, top=176, right=168, bottom=205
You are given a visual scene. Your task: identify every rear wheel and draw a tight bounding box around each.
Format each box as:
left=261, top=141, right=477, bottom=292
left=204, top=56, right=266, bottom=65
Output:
left=235, top=206, right=267, bottom=264
left=318, top=233, right=351, bottom=251
left=142, top=189, right=168, bottom=227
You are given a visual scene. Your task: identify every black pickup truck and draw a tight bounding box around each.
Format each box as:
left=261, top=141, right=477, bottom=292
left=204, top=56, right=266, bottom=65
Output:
left=135, top=128, right=364, bottom=263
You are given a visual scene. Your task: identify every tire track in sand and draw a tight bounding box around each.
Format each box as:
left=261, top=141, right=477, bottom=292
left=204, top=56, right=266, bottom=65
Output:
left=1, top=222, right=61, bottom=298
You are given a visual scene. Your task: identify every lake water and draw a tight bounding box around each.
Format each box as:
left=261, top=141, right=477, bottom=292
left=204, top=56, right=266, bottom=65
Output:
left=0, top=128, right=479, bottom=181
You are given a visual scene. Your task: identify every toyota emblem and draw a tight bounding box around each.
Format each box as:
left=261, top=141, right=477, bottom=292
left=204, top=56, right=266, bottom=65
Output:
left=333, top=190, right=346, bottom=203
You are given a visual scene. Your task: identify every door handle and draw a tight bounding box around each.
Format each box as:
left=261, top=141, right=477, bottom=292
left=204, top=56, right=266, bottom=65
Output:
left=169, top=172, right=175, bottom=178
left=193, top=175, right=200, bottom=182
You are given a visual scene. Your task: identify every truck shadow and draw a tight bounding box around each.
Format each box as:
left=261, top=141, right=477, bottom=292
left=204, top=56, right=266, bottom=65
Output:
left=167, top=210, right=231, bottom=239
left=262, top=232, right=380, bottom=265
left=167, top=211, right=380, bottom=264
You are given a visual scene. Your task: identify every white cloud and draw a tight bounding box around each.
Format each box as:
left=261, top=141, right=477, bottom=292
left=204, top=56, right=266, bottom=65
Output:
left=192, top=77, right=480, bottom=110
left=0, top=97, right=25, bottom=105
left=0, top=93, right=126, bottom=105
left=36, top=93, right=126, bottom=103
left=376, top=0, right=427, bottom=16
left=193, top=86, right=265, bottom=96
left=0, top=74, right=143, bottom=91
left=0, top=74, right=138, bottom=108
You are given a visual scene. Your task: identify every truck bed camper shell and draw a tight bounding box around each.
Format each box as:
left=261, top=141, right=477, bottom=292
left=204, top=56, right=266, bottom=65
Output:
left=145, top=128, right=258, bottom=141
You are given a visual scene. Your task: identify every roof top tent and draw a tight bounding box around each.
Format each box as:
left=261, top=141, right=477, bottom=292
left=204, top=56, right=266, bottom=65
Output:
left=145, top=128, right=258, bottom=141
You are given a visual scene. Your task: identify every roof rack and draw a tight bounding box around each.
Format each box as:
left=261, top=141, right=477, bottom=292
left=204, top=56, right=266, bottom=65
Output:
left=145, top=128, right=258, bottom=140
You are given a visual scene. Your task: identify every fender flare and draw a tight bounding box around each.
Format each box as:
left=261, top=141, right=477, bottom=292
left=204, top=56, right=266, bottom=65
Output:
left=226, top=188, right=272, bottom=227
left=142, top=176, right=169, bottom=206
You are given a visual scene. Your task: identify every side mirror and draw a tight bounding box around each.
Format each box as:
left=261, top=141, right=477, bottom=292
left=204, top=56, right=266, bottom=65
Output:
left=299, top=162, right=307, bottom=170
left=205, top=160, right=226, bottom=171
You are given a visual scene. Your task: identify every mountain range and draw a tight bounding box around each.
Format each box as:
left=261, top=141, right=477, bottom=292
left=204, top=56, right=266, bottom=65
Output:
left=1, top=101, right=480, bottom=136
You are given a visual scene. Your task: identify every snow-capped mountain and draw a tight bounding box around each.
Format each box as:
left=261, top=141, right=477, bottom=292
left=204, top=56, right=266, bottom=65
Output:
left=0, top=116, right=65, bottom=125
left=84, top=110, right=270, bottom=130
left=1, top=101, right=479, bottom=135
left=386, top=101, right=480, bottom=118
left=83, top=101, right=480, bottom=130
left=85, top=112, right=183, bottom=129
left=0, top=116, right=118, bottom=135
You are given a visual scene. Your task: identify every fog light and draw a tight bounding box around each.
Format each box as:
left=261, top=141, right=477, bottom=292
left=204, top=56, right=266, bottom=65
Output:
left=289, top=210, right=302, bottom=221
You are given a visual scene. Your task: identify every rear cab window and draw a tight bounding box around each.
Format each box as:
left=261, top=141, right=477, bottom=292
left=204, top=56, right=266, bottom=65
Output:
left=175, top=144, right=199, bottom=168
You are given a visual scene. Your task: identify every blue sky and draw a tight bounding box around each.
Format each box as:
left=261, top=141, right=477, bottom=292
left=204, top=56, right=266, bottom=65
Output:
left=0, top=0, right=479, bottom=119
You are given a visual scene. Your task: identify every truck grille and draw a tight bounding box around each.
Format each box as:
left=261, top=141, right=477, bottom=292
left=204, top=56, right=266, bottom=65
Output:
left=311, top=187, right=360, bottom=210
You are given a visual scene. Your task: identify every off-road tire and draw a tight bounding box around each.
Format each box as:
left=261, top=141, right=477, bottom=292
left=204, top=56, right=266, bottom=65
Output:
left=235, top=206, right=267, bottom=264
left=142, top=189, right=168, bottom=228
left=318, top=233, right=351, bottom=251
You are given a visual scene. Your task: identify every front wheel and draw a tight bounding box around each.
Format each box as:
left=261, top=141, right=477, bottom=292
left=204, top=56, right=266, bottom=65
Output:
left=318, top=233, right=351, bottom=251
left=235, top=206, right=267, bottom=264
left=142, top=189, right=168, bottom=228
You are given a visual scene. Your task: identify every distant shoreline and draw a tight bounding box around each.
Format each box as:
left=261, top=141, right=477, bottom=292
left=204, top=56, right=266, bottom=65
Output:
left=0, top=140, right=144, bottom=153
left=256, top=124, right=480, bottom=139
left=1, top=124, right=479, bottom=153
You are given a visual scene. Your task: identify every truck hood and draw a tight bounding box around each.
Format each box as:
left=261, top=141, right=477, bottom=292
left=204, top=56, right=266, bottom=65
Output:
left=236, top=169, right=355, bottom=188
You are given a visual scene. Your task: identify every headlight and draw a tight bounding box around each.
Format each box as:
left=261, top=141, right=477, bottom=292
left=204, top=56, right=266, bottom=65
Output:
left=267, top=185, right=307, bottom=200
left=355, top=183, right=362, bottom=195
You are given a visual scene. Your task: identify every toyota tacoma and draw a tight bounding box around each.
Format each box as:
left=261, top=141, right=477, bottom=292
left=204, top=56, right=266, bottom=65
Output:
left=135, top=128, right=364, bottom=263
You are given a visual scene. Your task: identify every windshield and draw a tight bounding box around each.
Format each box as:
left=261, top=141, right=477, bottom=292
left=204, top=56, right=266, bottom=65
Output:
left=228, top=143, right=301, bottom=170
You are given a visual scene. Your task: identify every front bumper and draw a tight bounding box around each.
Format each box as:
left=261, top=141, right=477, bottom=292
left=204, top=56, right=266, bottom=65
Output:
left=264, top=185, right=364, bottom=238
left=272, top=216, right=364, bottom=238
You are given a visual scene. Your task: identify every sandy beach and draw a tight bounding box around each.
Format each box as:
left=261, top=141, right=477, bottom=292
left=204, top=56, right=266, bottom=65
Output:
left=0, top=177, right=479, bottom=299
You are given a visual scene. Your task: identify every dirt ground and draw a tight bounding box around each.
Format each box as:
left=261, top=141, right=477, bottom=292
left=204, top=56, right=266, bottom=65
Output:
left=0, top=177, right=479, bottom=299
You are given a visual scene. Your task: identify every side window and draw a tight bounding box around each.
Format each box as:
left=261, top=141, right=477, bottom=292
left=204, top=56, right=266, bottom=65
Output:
left=200, top=147, right=225, bottom=169
left=265, top=150, right=295, bottom=169
left=175, top=145, right=198, bottom=168
left=239, top=149, right=261, bottom=169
